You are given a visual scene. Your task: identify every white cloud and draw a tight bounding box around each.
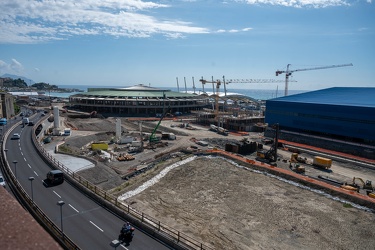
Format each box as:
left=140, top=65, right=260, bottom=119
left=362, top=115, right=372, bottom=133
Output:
left=0, top=59, right=24, bottom=75
left=239, top=0, right=351, bottom=8
left=0, top=0, right=209, bottom=44
left=10, top=59, right=24, bottom=73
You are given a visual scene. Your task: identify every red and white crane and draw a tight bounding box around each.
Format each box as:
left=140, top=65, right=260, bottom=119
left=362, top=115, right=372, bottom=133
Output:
left=276, top=63, right=353, bottom=96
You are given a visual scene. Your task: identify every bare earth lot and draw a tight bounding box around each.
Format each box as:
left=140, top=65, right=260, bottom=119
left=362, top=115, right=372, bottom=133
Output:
left=118, top=157, right=375, bottom=250
left=60, top=115, right=375, bottom=250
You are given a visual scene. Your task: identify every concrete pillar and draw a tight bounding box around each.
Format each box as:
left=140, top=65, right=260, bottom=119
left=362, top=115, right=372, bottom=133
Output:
left=116, top=119, right=121, bottom=138
left=53, top=106, right=60, bottom=128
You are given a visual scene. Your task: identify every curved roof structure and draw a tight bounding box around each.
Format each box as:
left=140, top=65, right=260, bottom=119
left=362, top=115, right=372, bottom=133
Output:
left=69, top=84, right=210, bottom=116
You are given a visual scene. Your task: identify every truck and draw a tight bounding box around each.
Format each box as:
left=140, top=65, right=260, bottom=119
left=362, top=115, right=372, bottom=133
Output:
left=22, top=117, right=29, bottom=125
left=312, top=156, right=332, bottom=169
left=0, top=118, right=7, bottom=125
left=64, top=128, right=71, bottom=136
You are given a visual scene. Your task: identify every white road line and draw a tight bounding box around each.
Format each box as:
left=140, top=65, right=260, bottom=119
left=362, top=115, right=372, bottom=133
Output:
left=28, top=164, right=32, bottom=168
left=69, top=204, right=79, bottom=213
left=24, top=157, right=27, bottom=162
left=89, top=221, right=104, bottom=232
left=33, top=171, right=38, bottom=176
left=53, top=191, right=61, bottom=198
left=120, top=244, right=128, bottom=249
left=21, top=151, right=23, bottom=156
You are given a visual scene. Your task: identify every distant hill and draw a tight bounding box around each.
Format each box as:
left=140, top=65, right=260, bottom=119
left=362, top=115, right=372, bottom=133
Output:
left=1, top=74, right=35, bottom=85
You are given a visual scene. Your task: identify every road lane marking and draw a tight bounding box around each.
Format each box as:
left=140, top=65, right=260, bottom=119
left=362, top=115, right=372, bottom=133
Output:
left=28, top=164, right=31, bottom=168
left=120, top=244, right=128, bottom=249
left=69, top=204, right=79, bottom=213
left=33, top=171, right=38, bottom=176
left=53, top=191, right=61, bottom=198
left=90, top=221, right=104, bottom=232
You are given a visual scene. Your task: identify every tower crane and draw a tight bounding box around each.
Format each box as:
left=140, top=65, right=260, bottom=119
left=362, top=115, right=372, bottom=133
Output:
left=223, top=77, right=296, bottom=96
left=276, top=63, right=353, bottom=96
left=200, top=76, right=297, bottom=124
left=200, top=78, right=221, bottom=125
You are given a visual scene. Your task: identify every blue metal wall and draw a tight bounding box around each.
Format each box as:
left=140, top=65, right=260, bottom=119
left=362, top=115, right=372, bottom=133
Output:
left=265, top=100, right=375, bottom=142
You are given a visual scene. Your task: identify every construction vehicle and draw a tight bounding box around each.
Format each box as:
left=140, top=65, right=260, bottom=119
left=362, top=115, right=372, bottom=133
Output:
left=256, top=123, right=279, bottom=164
left=289, top=153, right=305, bottom=173
left=290, top=153, right=307, bottom=164
left=276, top=63, right=353, bottom=96
left=149, top=93, right=170, bottom=146
left=366, top=190, right=375, bottom=199
left=217, top=127, right=229, bottom=136
left=352, top=177, right=373, bottom=190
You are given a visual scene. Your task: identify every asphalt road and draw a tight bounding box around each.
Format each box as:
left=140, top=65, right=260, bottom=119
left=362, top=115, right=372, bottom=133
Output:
left=5, top=113, right=172, bottom=250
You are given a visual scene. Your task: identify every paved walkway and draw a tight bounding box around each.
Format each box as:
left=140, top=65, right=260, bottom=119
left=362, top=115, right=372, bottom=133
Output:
left=40, top=120, right=95, bottom=173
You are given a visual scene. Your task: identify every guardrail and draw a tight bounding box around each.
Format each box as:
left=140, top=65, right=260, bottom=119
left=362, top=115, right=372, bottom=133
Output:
left=31, top=117, right=214, bottom=250
left=0, top=115, right=79, bottom=250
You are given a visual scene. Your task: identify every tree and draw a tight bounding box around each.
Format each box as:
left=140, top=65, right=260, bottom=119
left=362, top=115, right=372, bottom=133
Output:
left=31, top=82, right=58, bottom=90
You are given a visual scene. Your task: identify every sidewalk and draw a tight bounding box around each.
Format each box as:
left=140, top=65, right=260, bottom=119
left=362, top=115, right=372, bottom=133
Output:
left=42, top=135, right=95, bottom=173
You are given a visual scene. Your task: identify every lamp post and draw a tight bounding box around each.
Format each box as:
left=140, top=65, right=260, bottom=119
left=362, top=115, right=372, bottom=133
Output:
left=13, top=160, right=18, bottom=179
left=28, top=177, right=35, bottom=201
left=57, top=200, right=65, bottom=237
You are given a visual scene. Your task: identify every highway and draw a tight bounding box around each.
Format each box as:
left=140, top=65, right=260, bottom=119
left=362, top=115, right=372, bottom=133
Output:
left=4, top=113, right=172, bottom=250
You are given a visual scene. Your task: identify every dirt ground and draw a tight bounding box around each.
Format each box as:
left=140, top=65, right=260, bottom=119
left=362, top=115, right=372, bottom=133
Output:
left=60, top=114, right=375, bottom=250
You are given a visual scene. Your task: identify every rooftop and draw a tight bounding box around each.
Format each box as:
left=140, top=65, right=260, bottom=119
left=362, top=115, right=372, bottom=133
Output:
left=271, top=87, right=375, bottom=108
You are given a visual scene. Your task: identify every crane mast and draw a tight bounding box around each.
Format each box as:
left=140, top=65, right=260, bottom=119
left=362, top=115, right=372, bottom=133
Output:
left=200, top=78, right=221, bottom=126
left=276, top=63, right=353, bottom=96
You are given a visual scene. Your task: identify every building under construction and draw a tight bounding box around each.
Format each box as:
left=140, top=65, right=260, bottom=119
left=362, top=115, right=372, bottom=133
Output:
left=68, top=84, right=267, bottom=132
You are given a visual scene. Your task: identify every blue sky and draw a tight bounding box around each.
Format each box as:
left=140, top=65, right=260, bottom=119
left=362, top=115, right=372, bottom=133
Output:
left=0, top=0, right=374, bottom=92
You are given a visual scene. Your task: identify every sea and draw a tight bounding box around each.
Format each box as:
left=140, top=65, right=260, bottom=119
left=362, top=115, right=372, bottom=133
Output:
left=56, top=84, right=308, bottom=100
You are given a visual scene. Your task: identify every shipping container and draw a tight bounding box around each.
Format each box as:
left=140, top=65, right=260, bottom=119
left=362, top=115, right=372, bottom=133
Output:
left=313, top=156, right=332, bottom=169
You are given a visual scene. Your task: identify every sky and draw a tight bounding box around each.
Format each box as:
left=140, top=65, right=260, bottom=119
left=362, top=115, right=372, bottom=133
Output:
left=0, top=0, right=374, bottom=92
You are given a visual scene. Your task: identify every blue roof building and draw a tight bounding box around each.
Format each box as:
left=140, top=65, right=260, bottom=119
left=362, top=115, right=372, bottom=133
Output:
left=265, top=87, right=375, bottom=145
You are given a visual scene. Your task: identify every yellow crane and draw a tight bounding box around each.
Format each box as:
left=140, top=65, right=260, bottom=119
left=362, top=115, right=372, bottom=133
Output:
left=276, top=63, right=353, bottom=96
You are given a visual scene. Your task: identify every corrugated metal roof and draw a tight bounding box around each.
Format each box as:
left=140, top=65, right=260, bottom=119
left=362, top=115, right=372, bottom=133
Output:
left=271, top=87, right=375, bottom=108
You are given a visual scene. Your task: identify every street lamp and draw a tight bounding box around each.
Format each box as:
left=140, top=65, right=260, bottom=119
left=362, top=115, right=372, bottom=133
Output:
left=28, top=177, right=35, bottom=201
left=57, top=200, right=65, bottom=237
left=13, top=160, right=18, bottom=179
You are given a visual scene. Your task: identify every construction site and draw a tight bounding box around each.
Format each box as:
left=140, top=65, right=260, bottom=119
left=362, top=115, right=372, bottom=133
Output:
left=37, top=104, right=374, bottom=250
left=31, top=64, right=375, bottom=249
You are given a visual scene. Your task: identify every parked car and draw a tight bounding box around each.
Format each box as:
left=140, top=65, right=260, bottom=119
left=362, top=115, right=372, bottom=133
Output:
left=28, top=121, right=34, bottom=126
left=12, top=133, right=20, bottom=139
left=0, top=175, right=5, bottom=187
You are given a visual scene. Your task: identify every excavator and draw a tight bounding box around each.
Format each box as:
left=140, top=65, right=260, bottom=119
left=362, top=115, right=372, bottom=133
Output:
left=340, top=177, right=373, bottom=193
left=256, top=124, right=279, bottom=165
left=352, top=177, right=373, bottom=190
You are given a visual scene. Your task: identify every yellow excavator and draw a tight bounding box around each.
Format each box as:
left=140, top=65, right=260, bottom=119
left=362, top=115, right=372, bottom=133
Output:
left=352, top=177, right=373, bottom=190
left=341, top=177, right=373, bottom=193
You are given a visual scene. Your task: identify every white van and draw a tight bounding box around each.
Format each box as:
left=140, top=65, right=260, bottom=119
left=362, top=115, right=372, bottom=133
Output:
left=22, top=117, right=29, bottom=125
